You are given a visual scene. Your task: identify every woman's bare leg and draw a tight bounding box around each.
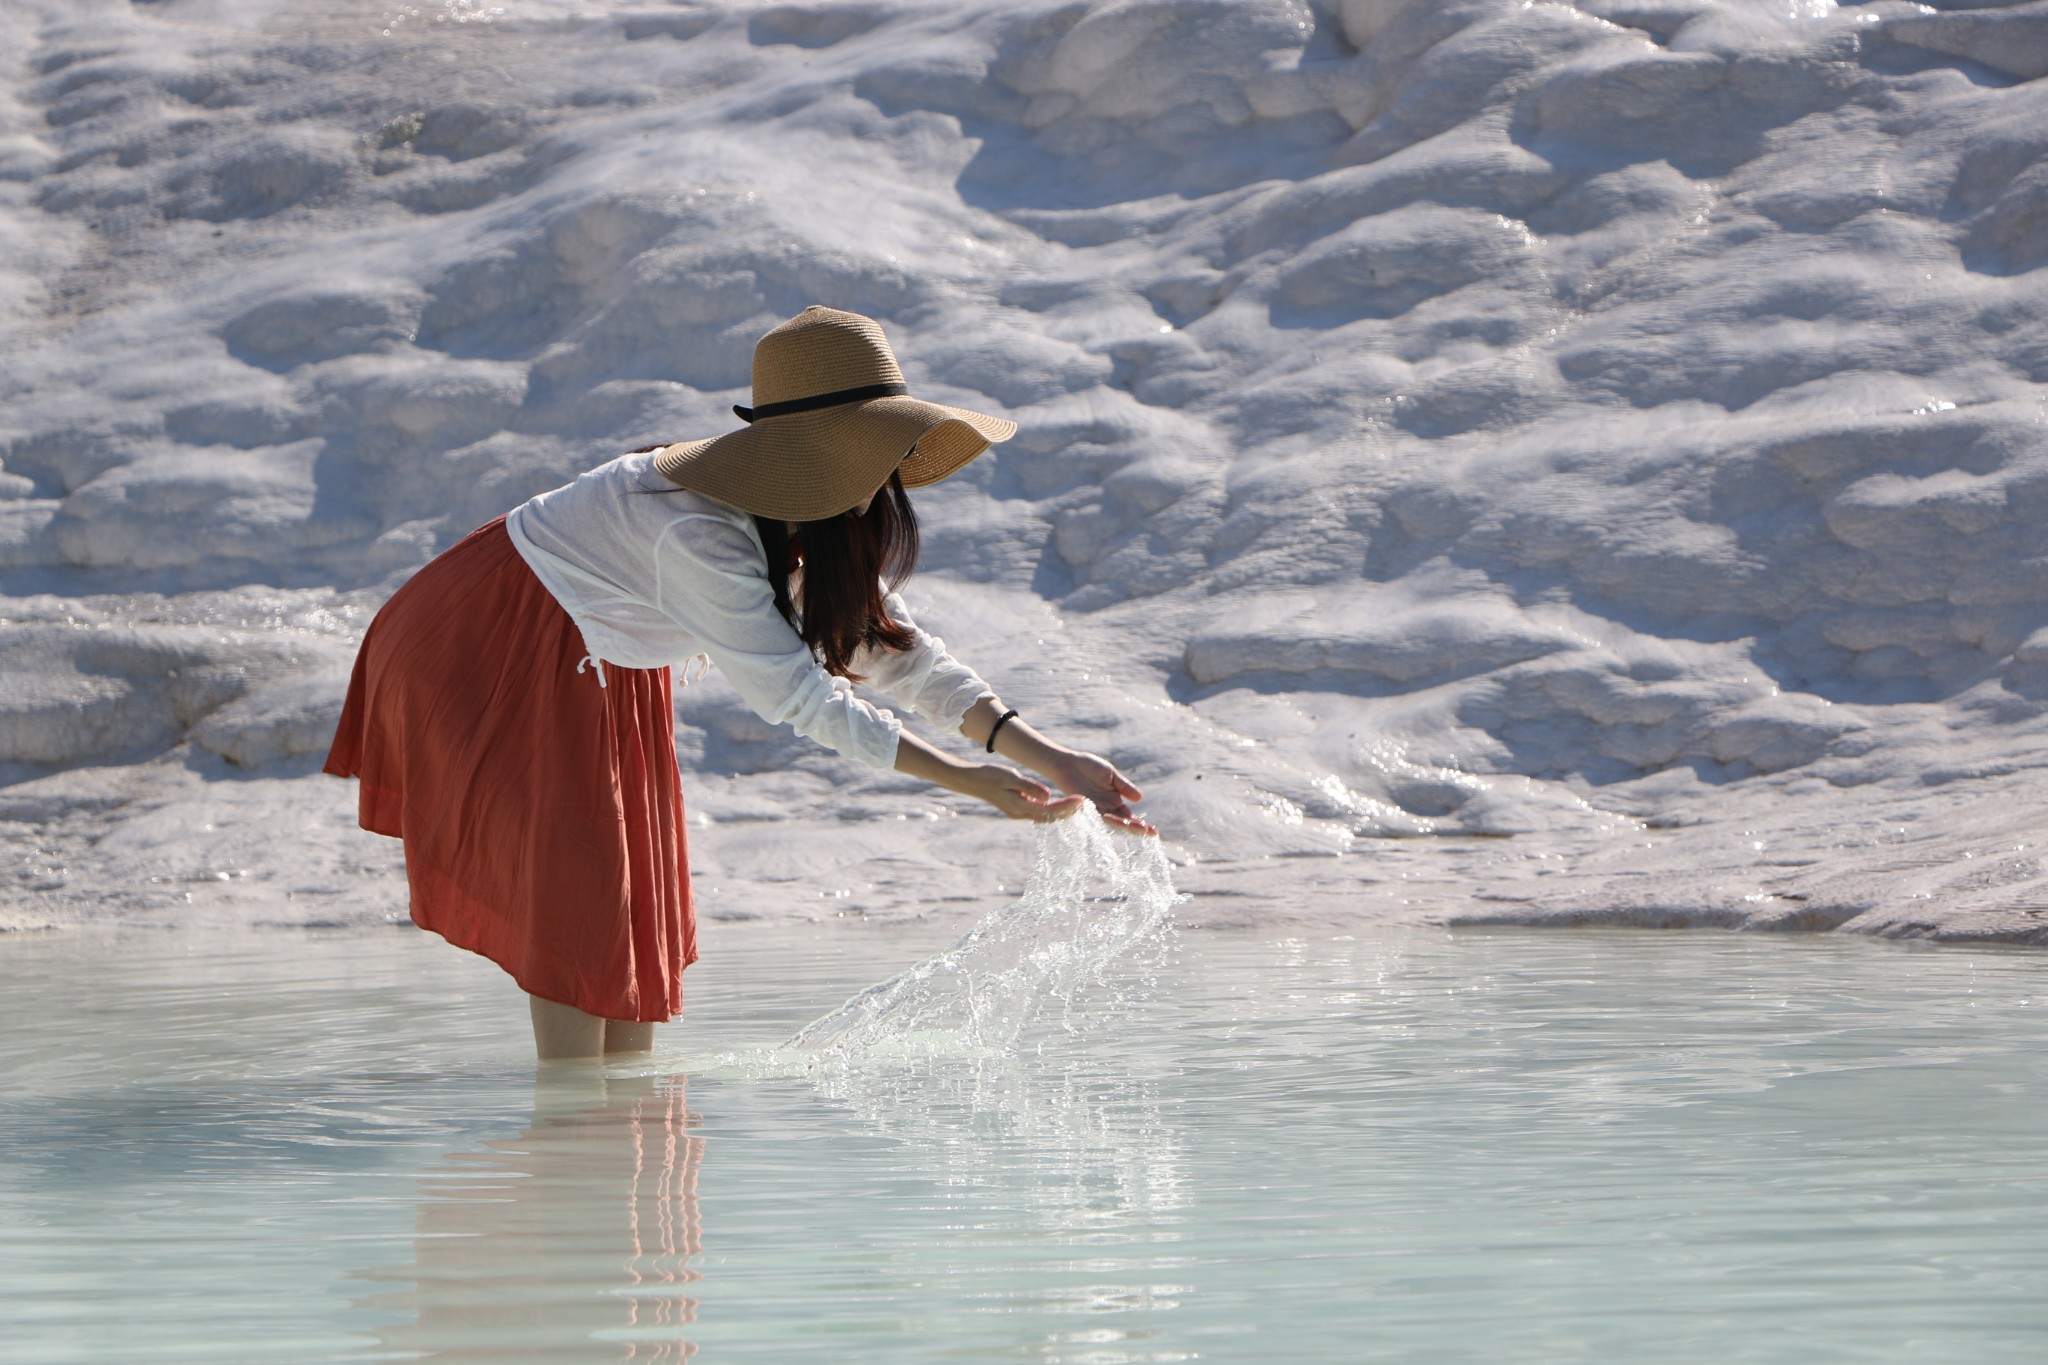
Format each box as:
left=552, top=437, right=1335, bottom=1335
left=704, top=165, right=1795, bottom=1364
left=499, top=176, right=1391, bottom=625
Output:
left=604, top=1021, right=656, bottom=1054
left=528, top=995, right=658, bottom=1059
left=529, top=995, right=607, bottom=1060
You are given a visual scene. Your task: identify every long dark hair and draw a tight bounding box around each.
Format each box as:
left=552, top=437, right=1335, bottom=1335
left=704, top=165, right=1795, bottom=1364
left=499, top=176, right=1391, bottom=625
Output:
left=753, top=469, right=920, bottom=680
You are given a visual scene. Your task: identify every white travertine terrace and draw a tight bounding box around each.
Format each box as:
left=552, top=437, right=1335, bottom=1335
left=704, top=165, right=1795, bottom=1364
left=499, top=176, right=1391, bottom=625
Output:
left=3, top=0, right=2047, bottom=942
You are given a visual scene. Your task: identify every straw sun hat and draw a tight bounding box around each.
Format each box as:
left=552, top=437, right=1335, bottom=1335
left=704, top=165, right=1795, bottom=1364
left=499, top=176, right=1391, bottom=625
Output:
left=653, top=306, right=1017, bottom=521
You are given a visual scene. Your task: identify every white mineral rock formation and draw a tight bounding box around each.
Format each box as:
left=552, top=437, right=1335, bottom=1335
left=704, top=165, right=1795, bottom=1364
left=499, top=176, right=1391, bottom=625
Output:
left=3, top=0, right=2046, bottom=943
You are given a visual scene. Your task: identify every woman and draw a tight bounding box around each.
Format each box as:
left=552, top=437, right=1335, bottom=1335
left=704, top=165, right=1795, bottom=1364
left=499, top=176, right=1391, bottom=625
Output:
left=325, top=306, right=1154, bottom=1061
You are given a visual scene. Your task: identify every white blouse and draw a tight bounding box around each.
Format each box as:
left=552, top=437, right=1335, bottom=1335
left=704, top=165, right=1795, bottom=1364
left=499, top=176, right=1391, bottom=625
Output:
left=504, top=452, right=994, bottom=770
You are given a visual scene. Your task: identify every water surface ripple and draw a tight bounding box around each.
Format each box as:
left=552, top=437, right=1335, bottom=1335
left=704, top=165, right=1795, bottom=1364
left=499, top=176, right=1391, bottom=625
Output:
left=1, top=924, right=2042, bottom=1362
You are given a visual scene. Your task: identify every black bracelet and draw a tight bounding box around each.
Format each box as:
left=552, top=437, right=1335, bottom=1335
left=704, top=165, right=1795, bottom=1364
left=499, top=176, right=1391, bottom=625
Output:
left=985, top=708, right=1020, bottom=754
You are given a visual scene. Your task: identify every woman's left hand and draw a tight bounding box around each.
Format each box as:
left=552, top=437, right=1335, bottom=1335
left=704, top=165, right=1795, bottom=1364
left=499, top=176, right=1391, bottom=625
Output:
left=1043, top=751, right=1157, bottom=836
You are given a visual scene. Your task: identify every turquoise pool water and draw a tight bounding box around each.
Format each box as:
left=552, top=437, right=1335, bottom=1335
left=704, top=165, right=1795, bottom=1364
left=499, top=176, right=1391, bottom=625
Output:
left=1, top=922, right=2043, bottom=1362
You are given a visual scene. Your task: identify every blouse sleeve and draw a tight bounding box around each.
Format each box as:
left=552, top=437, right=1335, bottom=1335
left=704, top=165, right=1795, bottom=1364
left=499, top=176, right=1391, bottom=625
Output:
left=648, top=513, right=903, bottom=771
left=848, top=590, right=997, bottom=730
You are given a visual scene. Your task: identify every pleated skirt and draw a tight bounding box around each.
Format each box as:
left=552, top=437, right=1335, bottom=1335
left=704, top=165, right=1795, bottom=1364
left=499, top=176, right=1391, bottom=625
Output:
left=324, top=517, right=695, bottom=1023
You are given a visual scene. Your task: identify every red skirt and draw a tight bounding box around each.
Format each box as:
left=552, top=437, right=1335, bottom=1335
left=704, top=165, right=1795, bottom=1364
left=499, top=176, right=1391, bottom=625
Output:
left=324, top=517, right=695, bottom=1022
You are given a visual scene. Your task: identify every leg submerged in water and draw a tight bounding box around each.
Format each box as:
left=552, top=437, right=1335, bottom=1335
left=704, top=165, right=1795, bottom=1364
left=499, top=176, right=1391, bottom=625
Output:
left=529, top=995, right=657, bottom=1060
left=604, top=1020, right=656, bottom=1055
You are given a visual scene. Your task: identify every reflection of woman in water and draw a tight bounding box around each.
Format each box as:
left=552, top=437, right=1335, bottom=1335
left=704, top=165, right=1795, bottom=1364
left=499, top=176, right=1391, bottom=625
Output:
left=325, top=307, right=1154, bottom=1059
left=366, top=1073, right=704, bottom=1359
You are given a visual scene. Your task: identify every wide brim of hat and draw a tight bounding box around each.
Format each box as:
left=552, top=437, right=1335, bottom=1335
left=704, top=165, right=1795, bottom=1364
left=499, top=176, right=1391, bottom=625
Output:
left=651, top=395, right=1016, bottom=521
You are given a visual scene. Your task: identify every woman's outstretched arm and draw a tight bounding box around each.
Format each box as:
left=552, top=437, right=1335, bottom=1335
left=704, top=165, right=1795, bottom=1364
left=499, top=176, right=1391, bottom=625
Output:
left=850, top=595, right=1154, bottom=833
left=954, top=697, right=1156, bottom=836
left=893, top=731, right=1087, bottom=823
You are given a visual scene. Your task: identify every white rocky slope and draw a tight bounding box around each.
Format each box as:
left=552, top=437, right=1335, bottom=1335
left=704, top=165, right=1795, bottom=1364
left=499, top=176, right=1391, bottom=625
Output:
left=4, top=0, right=2048, bottom=943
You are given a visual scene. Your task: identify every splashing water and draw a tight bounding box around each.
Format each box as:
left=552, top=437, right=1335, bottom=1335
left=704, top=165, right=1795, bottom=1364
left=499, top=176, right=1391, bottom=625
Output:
left=782, top=807, right=1182, bottom=1062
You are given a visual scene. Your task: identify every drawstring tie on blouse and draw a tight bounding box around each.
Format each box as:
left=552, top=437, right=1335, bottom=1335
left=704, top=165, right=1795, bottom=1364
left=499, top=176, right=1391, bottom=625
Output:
left=579, top=653, right=711, bottom=689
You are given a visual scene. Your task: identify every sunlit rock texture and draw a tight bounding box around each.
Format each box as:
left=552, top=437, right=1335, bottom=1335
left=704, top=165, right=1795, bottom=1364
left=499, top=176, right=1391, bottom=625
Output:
left=3, top=0, right=2048, bottom=942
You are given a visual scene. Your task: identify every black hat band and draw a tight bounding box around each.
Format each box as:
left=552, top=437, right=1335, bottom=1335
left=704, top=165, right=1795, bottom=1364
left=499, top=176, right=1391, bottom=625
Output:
left=734, top=382, right=910, bottom=424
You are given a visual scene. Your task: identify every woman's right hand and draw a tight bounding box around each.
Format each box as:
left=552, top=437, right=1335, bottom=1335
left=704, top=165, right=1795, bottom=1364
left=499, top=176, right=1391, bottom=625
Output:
left=963, top=763, right=1088, bottom=823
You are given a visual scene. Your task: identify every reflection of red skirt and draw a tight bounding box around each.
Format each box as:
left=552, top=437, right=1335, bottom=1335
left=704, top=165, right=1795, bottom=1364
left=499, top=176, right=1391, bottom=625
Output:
left=324, top=517, right=694, bottom=1023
